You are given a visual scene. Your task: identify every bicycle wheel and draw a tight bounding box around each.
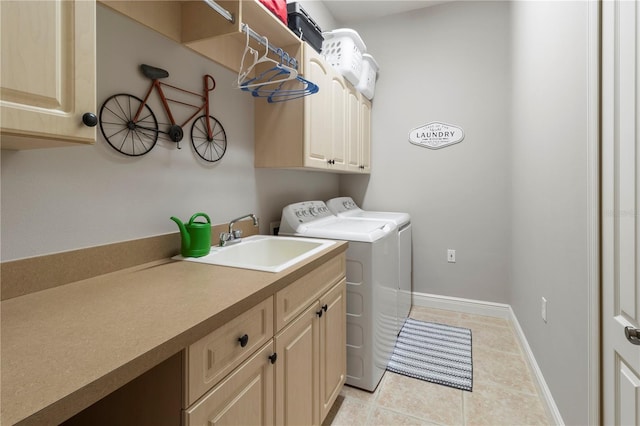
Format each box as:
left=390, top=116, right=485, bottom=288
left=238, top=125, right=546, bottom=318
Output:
left=191, top=115, right=227, bottom=163
left=99, top=94, right=159, bottom=156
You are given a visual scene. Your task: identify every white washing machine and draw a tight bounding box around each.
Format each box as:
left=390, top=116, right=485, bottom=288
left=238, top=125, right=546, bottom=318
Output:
left=326, top=197, right=412, bottom=334
left=279, top=201, right=399, bottom=392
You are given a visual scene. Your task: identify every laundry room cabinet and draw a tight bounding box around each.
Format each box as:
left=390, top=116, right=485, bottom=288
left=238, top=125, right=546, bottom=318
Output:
left=183, top=253, right=346, bottom=426
left=0, top=0, right=97, bottom=149
left=254, top=44, right=371, bottom=173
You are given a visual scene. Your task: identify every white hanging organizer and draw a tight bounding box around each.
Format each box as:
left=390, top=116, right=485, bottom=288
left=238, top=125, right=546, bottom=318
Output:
left=201, top=0, right=319, bottom=103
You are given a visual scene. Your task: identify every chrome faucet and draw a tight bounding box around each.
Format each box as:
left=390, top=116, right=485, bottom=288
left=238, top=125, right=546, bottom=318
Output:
left=219, top=213, right=259, bottom=246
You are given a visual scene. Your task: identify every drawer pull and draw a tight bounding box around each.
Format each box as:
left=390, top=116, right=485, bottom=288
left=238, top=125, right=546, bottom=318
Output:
left=238, top=334, right=249, bottom=347
left=316, top=304, right=328, bottom=318
left=268, top=353, right=278, bottom=364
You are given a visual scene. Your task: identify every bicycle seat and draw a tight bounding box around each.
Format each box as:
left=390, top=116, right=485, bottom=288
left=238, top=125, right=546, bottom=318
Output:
left=140, top=64, right=169, bottom=80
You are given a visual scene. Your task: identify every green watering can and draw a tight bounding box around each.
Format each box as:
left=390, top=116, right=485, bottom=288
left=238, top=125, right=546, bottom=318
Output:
left=170, top=213, right=212, bottom=258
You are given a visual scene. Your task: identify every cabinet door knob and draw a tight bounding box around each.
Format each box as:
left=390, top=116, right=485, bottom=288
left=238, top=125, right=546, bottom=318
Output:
left=82, top=112, right=98, bottom=127
left=316, top=308, right=324, bottom=318
left=268, top=353, right=278, bottom=364
left=322, top=304, right=328, bottom=312
left=238, top=334, right=249, bottom=347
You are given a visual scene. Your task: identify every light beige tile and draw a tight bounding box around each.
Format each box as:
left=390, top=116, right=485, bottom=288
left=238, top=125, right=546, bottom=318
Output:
left=368, top=406, right=438, bottom=425
left=464, top=382, right=550, bottom=426
left=409, top=307, right=462, bottom=324
left=460, top=320, right=521, bottom=354
left=376, top=372, right=464, bottom=425
left=472, top=346, right=538, bottom=395
left=459, top=312, right=511, bottom=328
left=340, top=384, right=378, bottom=405
left=331, top=310, right=550, bottom=426
left=327, top=396, right=372, bottom=426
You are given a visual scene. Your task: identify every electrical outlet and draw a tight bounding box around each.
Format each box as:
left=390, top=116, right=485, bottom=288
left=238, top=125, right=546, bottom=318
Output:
left=447, top=249, right=456, bottom=263
left=541, top=297, right=548, bottom=322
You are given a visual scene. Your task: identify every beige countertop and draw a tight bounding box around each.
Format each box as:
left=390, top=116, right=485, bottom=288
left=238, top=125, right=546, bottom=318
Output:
left=1, top=241, right=347, bottom=426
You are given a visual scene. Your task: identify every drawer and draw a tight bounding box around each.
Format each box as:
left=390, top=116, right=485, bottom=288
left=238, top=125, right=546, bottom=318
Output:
left=275, top=253, right=345, bottom=331
left=186, top=296, right=274, bottom=405
left=184, top=340, right=275, bottom=426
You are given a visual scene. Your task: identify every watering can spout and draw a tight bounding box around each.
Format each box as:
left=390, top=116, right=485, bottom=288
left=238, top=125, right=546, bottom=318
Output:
left=171, top=216, right=191, bottom=251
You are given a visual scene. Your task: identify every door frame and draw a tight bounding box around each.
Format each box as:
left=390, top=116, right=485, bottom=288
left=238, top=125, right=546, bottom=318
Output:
left=587, top=0, right=600, bottom=424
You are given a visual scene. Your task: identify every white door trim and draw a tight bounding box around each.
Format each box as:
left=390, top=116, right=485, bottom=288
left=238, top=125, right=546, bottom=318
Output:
left=586, top=1, right=600, bottom=425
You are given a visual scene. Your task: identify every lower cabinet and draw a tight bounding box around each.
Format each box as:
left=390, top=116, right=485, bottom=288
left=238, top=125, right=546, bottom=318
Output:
left=274, top=279, right=346, bottom=426
left=184, top=254, right=346, bottom=426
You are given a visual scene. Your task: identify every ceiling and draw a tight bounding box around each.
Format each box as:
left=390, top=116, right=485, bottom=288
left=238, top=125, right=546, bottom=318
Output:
left=321, top=0, right=448, bottom=24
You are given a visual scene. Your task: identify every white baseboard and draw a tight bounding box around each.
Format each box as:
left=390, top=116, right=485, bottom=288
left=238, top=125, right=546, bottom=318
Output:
left=412, top=291, right=512, bottom=318
left=411, top=292, right=565, bottom=426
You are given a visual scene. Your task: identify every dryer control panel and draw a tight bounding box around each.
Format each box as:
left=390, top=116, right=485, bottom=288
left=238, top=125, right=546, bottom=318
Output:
left=326, top=197, right=360, bottom=214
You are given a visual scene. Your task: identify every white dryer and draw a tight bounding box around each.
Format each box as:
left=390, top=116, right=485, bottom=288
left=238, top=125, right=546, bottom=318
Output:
left=280, top=201, right=398, bottom=392
left=326, top=197, right=412, bottom=334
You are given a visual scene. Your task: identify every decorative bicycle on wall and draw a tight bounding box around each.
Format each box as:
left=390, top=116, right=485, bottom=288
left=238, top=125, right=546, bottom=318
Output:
left=99, top=64, right=227, bottom=162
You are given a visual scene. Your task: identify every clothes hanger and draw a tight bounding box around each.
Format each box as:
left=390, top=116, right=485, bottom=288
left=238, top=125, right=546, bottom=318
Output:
left=236, top=28, right=298, bottom=90
left=247, top=48, right=318, bottom=102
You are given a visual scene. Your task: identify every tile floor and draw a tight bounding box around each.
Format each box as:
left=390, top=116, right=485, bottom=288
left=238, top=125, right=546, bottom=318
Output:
left=323, top=306, right=551, bottom=426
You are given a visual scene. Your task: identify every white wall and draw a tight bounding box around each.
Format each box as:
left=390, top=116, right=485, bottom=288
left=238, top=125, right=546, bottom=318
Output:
left=509, top=2, right=593, bottom=425
left=0, top=5, right=339, bottom=261
left=340, top=1, right=512, bottom=303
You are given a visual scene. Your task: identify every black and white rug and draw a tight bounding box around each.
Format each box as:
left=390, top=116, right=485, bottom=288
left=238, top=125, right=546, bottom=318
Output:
left=387, top=318, right=473, bottom=391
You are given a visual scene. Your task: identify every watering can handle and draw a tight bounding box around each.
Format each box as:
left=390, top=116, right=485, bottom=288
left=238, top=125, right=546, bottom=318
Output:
left=189, top=212, right=211, bottom=225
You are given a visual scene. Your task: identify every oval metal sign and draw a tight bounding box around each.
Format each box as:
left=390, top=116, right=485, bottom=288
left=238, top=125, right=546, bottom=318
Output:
left=409, top=121, right=465, bottom=149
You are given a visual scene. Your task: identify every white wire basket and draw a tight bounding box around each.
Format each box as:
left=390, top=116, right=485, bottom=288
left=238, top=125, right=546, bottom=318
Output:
left=321, top=29, right=366, bottom=86
left=355, top=53, right=379, bottom=100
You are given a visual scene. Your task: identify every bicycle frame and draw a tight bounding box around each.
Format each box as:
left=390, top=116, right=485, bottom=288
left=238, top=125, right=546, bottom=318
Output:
left=133, top=74, right=216, bottom=139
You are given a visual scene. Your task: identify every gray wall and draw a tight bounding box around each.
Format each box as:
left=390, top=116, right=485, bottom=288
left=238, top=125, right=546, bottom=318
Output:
left=509, top=2, right=592, bottom=425
left=339, top=1, right=512, bottom=303
left=328, top=1, right=593, bottom=424
left=0, top=5, right=340, bottom=261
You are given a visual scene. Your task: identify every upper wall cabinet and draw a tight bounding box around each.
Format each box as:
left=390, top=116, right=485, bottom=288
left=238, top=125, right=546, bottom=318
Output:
left=0, top=0, right=97, bottom=150
left=254, top=45, right=371, bottom=174
left=99, top=0, right=303, bottom=74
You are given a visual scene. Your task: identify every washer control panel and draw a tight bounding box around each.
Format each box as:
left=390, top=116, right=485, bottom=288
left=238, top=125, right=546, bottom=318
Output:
left=292, top=201, right=332, bottom=221
left=281, top=201, right=334, bottom=232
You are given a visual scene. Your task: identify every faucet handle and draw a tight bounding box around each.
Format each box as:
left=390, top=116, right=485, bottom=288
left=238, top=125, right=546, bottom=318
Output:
left=232, top=229, right=243, bottom=239
left=219, top=232, right=232, bottom=246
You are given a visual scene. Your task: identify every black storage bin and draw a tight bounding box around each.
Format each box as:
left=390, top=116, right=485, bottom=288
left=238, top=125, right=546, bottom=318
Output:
left=287, top=2, right=324, bottom=53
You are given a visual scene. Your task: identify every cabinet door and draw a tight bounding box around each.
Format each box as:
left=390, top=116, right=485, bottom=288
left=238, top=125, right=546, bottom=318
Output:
left=346, top=85, right=361, bottom=171
left=0, top=0, right=96, bottom=149
left=304, top=51, right=332, bottom=169
left=319, top=279, right=347, bottom=422
left=330, top=74, right=347, bottom=169
left=359, top=97, right=372, bottom=173
left=184, top=342, right=275, bottom=426
left=275, top=301, right=321, bottom=426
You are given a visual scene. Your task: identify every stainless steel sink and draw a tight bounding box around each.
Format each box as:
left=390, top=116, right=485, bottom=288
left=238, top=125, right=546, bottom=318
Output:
left=173, top=235, right=335, bottom=272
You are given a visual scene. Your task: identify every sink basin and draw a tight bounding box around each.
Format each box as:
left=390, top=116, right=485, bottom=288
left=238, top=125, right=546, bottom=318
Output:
left=173, top=235, right=336, bottom=273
